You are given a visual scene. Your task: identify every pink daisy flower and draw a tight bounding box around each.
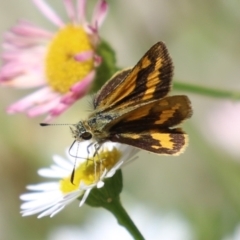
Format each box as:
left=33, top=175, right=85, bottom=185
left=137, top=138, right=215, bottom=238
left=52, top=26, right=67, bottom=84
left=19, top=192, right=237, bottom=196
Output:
left=0, top=0, right=108, bottom=122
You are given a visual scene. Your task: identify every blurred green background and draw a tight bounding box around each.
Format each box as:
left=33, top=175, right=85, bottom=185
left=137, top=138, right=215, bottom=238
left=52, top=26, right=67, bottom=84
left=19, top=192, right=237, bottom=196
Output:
left=0, top=0, right=240, bottom=239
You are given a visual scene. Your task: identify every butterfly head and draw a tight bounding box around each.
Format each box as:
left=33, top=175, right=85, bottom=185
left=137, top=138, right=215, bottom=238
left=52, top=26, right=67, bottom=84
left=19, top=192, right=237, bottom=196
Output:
left=70, top=121, right=93, bottom=142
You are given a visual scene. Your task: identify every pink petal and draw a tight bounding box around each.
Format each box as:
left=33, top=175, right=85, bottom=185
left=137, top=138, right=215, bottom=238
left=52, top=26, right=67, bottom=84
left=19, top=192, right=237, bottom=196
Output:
left=4, top=32, right=42, bottom=48
left=61, top=71, right=95, bottom=105
left=0, top=62, right=24, bottom=81
left=1, top=74, right=45, bottom=88
left=11, top=20, right=53, bottom=38
left=1, top=50, right=26, bottom=62
left=94, top=54, right=102, bottom=67
left=64, top=0, right=76, bottom=22
left=60, top=92, right=80, bottom=105
left=70, top=70, right=95, bottom=93
left=83, top=23, right=96, bottom=35
left=45, top=103, right=70, bottom=122
left=2, top=43, right=17, bottom=51
left=45, top=72, right=97, bottom=121
left=32, top=0, right=64, bottom=27
left=7, top=87, right=54, bottom=113
left=76, top=0, right=86, bottom=23
left=0, top=48, right=45, bottom=83
left=91, top=0, right=108, bottom=29
left=27, top=96, right=62, bottom=117
left=74, top=51, right=94, bottom=62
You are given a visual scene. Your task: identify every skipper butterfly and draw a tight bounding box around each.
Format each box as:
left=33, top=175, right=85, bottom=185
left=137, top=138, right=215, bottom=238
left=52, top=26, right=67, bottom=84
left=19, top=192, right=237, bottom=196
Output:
left=70, top=42, right=192, bottom=155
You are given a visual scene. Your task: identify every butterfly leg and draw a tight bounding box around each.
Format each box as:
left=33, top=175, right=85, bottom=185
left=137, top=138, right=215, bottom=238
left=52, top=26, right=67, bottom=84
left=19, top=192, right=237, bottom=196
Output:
left=93, top=142, right=103, bottom=182
left=86, top=141, right=96, bottom=159
left=70, top=141, right=80, bottom=184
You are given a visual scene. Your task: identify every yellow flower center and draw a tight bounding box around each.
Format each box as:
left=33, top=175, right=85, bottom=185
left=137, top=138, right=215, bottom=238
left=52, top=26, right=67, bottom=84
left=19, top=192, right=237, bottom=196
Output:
left=45, top=25, right=94, bottom=93
left=60, top=147, right=122, bottom=194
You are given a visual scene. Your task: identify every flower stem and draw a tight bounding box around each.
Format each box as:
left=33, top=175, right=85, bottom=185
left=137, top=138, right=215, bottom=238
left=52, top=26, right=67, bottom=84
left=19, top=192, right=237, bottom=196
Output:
left=173, top=81, right=240, bottom=100
left=103, top=197, right=145, bottom=240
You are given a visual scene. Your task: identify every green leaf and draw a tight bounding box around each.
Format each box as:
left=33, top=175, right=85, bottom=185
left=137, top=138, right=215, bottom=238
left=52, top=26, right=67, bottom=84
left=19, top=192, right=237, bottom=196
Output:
left=90, top=40, right=119, bottom=94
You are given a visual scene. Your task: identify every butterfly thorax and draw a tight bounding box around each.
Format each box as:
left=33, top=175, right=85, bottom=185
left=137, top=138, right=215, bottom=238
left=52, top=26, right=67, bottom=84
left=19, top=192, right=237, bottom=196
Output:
left=86, top=112, right=117, bottom=141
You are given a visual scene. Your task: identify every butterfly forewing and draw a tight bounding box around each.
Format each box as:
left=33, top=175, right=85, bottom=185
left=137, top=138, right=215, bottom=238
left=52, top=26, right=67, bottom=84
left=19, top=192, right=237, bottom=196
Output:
left=107, top=95, right=192, bottom=134
left=94, top=42, right=173, bottom=111
left=93, top=68, right=132, bottom=109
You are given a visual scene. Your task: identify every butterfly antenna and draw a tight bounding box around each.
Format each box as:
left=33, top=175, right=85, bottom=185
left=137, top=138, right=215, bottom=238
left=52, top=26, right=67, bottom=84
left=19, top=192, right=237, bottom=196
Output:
left=40, top=123, right=75, bottom=126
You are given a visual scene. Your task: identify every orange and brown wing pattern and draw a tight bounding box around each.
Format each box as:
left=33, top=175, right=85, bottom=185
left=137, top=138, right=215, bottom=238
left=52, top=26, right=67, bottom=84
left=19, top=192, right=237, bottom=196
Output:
left=93, top=68, right=132, bottom=109
left=110, top=128, right=188, bottom=155
left=106, top=95, right=192, bottom=133
left=94, top=42, right=173, bottom=111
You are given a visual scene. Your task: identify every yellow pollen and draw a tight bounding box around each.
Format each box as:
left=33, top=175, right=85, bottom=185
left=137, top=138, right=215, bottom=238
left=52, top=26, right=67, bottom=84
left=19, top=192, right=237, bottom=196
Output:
left=60, top=147, right=122, bottom=194
left=45, top=25, right=94, bottom=93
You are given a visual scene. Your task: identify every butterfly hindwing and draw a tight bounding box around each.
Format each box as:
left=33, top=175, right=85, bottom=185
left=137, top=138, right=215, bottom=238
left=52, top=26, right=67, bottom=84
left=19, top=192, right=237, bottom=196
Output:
left=110, top=128, right=187, bottom=155
left=94, top=42, right=173, bottom=111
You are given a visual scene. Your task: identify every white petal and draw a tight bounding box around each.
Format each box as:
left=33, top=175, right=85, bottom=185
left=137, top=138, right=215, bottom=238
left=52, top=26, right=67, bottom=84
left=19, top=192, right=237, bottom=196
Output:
left=26, top=182, right=59, bottom=191
left=97, top=181, right=104, bottom=188
left=79, top=188, right=91, bottom=207
left=20, top=191, right=61, bottom=205
left=38, top=168, right=68, bottom=178
left=52, top=155, right=73, bottom=170
left=38, top=204, right=63, bottom=218
left=58, top=192, right=81, bottom=206
left=50, top=205, right=65, bottom=218
left=22, top=201, right=61, bottom=217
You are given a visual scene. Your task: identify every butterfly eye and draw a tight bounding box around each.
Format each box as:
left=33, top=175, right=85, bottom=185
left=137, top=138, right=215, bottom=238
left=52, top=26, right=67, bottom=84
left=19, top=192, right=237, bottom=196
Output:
left=81, top=132, right=92, bottom=140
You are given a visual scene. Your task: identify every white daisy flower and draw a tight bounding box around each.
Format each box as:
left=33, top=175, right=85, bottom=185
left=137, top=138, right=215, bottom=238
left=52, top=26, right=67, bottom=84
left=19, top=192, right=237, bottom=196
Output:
left=20, top=141, right=138, bottom=218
